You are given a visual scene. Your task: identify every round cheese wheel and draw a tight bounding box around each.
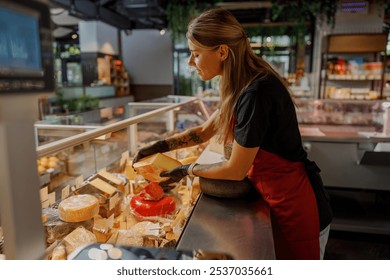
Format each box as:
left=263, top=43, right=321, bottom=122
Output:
left=59, top=194, right=99, bottom=222
left=130, top=195, right=176, bottom=217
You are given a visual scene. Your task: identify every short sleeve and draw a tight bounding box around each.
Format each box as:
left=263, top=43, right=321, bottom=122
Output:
left=234, top=88, right=271, bottom=148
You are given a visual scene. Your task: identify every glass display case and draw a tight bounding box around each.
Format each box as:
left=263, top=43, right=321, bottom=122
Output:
left=295, top=99, right=390, bottom=236
left=295, top=98, right=386, bottom=131
left=28, top=97, right=212, bottom=259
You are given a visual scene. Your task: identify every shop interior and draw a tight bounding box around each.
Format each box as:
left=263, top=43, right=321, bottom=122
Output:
left=0, top=0, right=390, bottom=260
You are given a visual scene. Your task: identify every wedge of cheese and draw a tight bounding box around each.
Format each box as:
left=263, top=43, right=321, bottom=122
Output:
left=179, top=156, right=198, bottom=165
left=89, top=178, right=117, bottom=196
left=133, top=153, right=182, bottom=182
left=62, top=226, right=96, bottom=254
left=58, top=194, right=99, bottom=223
left=97, top=170, right=123, bottom=187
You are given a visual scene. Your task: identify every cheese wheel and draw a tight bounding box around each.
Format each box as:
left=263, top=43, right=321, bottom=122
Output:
left=58, top=194, right=99, bottom=222
left=130, top=195, right=176, bottom=217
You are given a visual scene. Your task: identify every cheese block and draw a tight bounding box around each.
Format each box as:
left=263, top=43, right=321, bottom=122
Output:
left=58, top=194, right=99, bottom=222
left=179, top=156, right=198, bottom=165
left=97, top=170, right=123, bottom=187
left=51, top=245, right=66, bottom=260
left=133, top=153, right=182, bottom=182
left=89, top=178, right=117, bottom=196
left=62, top=226, right=97, bottom=254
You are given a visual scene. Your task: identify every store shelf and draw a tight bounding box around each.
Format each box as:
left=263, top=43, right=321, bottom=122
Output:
left=319, top=33, right=388, bottom=100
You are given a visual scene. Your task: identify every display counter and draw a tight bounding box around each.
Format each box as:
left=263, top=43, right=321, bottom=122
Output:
left=0, top=96, right=275, bottom=260
left=296, top=99, right=390, bottom=235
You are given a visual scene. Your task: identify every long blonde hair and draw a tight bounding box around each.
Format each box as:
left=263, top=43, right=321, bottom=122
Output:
left=186, top=8, right=289, bottom=143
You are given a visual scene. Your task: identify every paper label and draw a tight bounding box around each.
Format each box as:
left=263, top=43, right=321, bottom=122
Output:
left=61, top=185, right=70, bottom=200
left=75, top=175, right=83, bottom=189
left=109, top=193, right=119, bottom=211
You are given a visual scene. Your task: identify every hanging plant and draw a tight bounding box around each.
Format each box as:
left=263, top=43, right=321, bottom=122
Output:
left=270, top=0, right=338, bottom=28
left=165, top=0, right=217, bottom=41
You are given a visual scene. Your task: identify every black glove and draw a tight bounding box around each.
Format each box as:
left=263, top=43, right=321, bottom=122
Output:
left=159, top=164, right=191, bottom=189
left=132, top=140, right=169, bottom=166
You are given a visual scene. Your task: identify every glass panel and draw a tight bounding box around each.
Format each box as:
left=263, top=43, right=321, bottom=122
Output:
left=36, top=98, right=211, bottom=257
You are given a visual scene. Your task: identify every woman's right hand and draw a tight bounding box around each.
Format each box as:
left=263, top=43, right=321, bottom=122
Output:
left=132, top=140, right=169, bottom=166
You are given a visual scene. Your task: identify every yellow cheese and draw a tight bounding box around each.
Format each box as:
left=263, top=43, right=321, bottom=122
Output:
left=97, top=170, right=122, bottom=186
left=133, top=153, right=182, bottom=182
left=51, top=245, right=66, bottom=260
left=89, top=178, right=117, bottom=196
left=62, top=226, right=97, bottom=254
left=179, top=156, right=198, bottom=165
left=115, top=230, right=143, bottom=247
left=58, top=194, right=99, bottom=223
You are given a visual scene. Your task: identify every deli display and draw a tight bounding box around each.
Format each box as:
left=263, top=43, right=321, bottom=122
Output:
left=8, top=96, right=274, bottom=260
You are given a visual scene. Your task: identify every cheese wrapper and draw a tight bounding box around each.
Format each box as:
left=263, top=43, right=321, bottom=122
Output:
left=133, top=153, right=182, bottom=182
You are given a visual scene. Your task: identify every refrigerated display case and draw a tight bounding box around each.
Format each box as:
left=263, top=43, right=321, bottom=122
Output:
left=1, top=96, right=274, bottom=260
left=295, top=98, right=390, bottom=235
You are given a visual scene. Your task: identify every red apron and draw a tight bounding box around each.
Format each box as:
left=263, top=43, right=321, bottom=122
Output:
left=248, top=149, right=320, bottom=260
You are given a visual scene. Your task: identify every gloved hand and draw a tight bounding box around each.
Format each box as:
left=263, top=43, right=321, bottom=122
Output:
left=132, top=140, right=169, bottom=166
left=159, top=164, right=191, bottom=189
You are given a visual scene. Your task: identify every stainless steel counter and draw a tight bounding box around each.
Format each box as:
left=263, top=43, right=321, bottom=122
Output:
left=176, top=145, right=275, bottom=259
left=177, top=192, right=275, bottom=260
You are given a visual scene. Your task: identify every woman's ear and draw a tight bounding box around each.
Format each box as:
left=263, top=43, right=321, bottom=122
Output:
left=219, top=44, right=229, bottom=62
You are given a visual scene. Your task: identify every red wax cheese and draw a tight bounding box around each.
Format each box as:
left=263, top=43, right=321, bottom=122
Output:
left=130, top=195, right=176, bottom=217
left=141, top=181, right=164, bottom=201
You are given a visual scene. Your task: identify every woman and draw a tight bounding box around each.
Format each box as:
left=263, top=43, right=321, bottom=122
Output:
left=133, top=8, right=331, bottom=260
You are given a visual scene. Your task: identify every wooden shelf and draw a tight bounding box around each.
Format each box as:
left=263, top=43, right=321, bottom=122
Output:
left=320, top=33, right=388, bottom=100
left=323, top=33, right=388, bottom=54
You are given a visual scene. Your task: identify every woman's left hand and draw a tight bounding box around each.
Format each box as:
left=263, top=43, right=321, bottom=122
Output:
left=159, top=164, right=191, bottom=189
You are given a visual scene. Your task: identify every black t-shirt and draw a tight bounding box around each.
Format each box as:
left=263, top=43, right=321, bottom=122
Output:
left=233, top=74, right=307, bottom=162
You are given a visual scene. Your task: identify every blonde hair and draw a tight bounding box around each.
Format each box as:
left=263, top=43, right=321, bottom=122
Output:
left=186, top=8, right=290, bottom=143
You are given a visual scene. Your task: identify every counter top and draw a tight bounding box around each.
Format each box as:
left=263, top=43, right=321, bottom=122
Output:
left=177, top=192, right=275, bottom=260
left=300, top=125, right=390, bottom=143
left=176, top=145, right=275, bottom=260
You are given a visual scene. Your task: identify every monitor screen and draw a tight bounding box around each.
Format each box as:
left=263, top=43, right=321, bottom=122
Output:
left=0, top=6, right=43, bottom=76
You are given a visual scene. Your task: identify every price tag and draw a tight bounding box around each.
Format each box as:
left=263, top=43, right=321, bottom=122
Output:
left=75, top=175, right=83, bottom=189
left=61, top=185, right=70, bottom=200
left=120, top=151, right=128, bottom=167
left=39, top=186, right=48, bottom=202
left=48, top=192, right=56, bottom=206
left=109, top=193, right=119, bottom=211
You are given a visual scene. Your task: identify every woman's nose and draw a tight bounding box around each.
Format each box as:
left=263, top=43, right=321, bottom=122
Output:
left=188, top=55, right=194, bottom=66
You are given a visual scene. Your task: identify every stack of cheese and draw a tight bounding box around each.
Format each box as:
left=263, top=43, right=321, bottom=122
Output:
left=75, top=171, right=125, bottom=219
left=51, top=194, right=100, bottom=259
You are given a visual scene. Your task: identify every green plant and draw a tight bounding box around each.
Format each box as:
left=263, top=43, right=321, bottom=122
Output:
left=165, top=0, right=217, bottom=41
left=271, top=0, right=338, bottom=29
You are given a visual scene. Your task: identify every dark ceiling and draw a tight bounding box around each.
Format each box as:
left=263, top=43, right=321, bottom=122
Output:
left=50, top=0, right=273, bottom=31
left=50, top=0, right=389, bottom=40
